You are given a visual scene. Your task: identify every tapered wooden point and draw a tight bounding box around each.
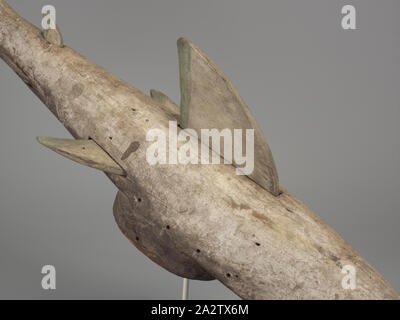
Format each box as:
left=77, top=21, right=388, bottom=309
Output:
left=36, top=137, right=125, bottom=175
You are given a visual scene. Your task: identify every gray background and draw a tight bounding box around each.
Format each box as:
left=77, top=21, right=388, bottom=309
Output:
left=0, top=0, right=399, bottom=299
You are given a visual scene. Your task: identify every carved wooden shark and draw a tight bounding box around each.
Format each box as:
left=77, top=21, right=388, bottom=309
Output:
left=0, top=1, right=398, bottom=299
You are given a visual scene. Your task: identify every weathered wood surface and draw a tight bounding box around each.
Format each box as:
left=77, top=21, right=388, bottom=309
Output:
left=178, top=38, right=279, bottom=196
left=37, top=137, right=125, bottom=175
left=0, top=1, right=398, bottom=299
left=150, top=89, right=180, bottom=116
left=41, top=11, right=63, bottom=47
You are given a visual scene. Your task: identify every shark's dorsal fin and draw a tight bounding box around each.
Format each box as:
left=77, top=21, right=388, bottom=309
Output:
left=37, top=137, right=125, bottom=175
left=177, top=38, right=279, bottom=195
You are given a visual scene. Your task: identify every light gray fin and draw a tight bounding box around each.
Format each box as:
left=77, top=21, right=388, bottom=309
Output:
left=37, top=137, right=125, bottom=176
left=41, top=12, right=63, bottom=47
left=149, top=89, right=180, bottom=123
left=177, top=37, right=279, bottom=196
left=41, top=27, right=63, bottom=47
left=150, top=89, right=179, bottom=114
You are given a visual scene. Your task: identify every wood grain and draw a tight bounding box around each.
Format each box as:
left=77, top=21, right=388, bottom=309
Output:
left=0, top=1, right=398, bottom=299
left=37, top=137, right=125, bottom=175
left=177, top=38, right=279, bottom=196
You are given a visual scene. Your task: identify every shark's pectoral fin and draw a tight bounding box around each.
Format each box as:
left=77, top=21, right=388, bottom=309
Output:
left=36, top=137, right=125, bottom=175
left=177, top=37, right=280, bottom=196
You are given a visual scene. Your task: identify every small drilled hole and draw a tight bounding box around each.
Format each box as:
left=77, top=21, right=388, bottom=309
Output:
left=136, top=236, right=139, bottom=241
left=255, top=242, right=261, bottom=246
left=137, top=198, right=142, bottom=202
left=131, top=108, right=136, bottom=112
left=196, top=249, right=201, bottom=253
left=226, top=273, right=231, bottom=278
left=109, top=136, right=113, bottom=140
left=166, top=225, right=170, bottom=230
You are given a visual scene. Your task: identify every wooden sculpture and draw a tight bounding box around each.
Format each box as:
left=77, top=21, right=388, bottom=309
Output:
left=0, top=1, right=398, bottom=299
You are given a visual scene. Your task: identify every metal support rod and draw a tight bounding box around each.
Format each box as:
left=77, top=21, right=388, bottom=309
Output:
left=182, top=278, right=189, bottom=300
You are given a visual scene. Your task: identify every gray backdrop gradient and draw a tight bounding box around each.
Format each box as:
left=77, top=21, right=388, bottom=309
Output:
left=0, top=0, right=399, bottom=299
